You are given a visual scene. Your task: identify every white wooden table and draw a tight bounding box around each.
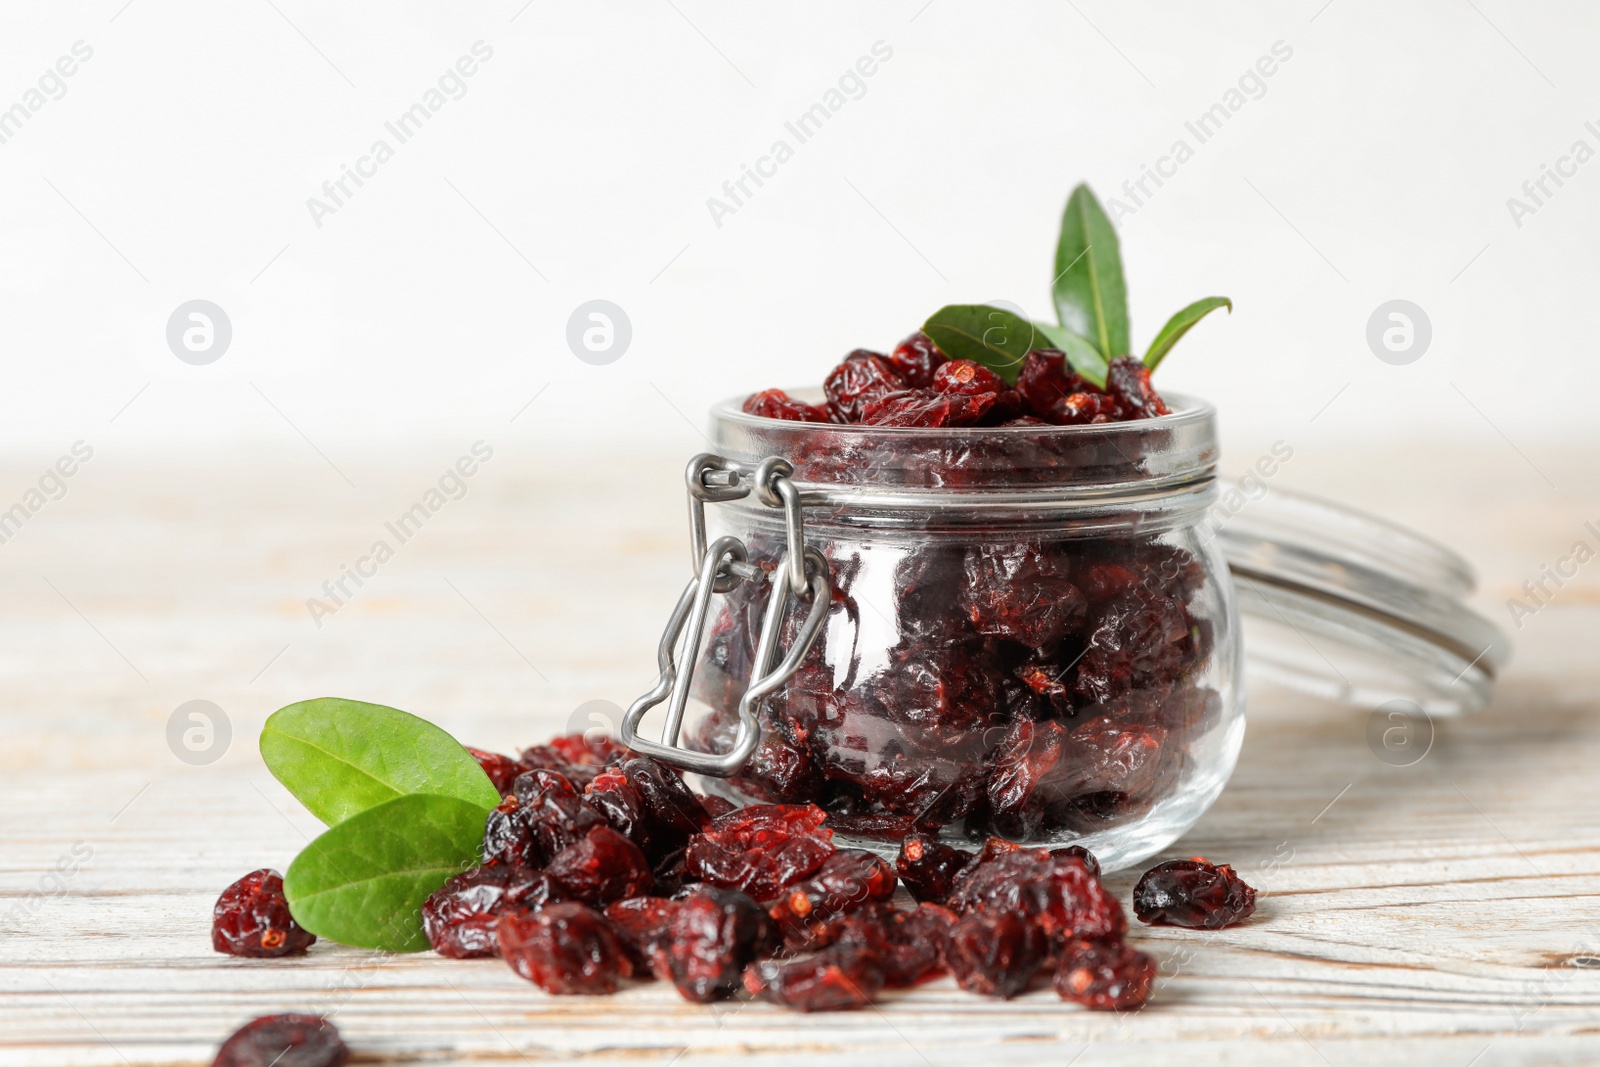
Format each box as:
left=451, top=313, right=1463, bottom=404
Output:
left=2, top=443, right=1597, bottom=1066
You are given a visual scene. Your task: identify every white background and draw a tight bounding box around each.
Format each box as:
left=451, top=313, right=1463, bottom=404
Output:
left=1, top=0, right=1597, bottom=464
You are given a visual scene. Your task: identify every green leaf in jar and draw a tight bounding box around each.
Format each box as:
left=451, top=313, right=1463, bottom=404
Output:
left=283, top=793, right=486, bottom=952
left=1052, top=183, right=1130, bottom=360
left=1032, top=322, right=1110, bottom=390
left=921, top=304, right=1047, bottom=385
left=1143, top=297, right=1232, bottom=371
left=260, top=697, right=500, bottom=827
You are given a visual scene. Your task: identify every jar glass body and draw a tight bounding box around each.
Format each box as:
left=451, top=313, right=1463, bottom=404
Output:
left=682, top=393, right=1244, bottom=872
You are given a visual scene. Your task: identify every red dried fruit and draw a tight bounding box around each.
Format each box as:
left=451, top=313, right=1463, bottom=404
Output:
left=886, top=331, right=947, bottom=387
left=1133, top=858, right=1257, bottom=928
left=498, top=902, right=634, bottom=994
left=659, top=887, right=779, bottom=1002
left=603, top=895, right=681, bottom=971
left=742, top=388, right=831, bottom=423
left=961, top=542, right=1085, bottom=650
left=744, top=945, right=885, bottom=1011
left=823, top=350, right=906, bottom=422
left=1056, top=392, right=1125, bottom=424
left=684, top=803, right=834, bottom=902
left=821, top=902, right=955, bottom=987
left=1072, top=587, right=1191, bottom=705
left=1105, top=355, right=1171, bottom=419
left=932, top=358, right=1006, bottom=398
left=767, top=849, right=896, bottom=944
left=483, top=769, right=606, bottom=867
left=545, top=825, right=655, bottom=907
left=623, top=757, right=711, bottom=846
left=698, top=793, right=738, bottom=820
left=519, top=733, right=629, bottom=789
left=422, top=864, right=562, bottom=959
left=467, top=747, right=526, bottom=796
left=895, top=833, right=973, bottom=904
left=212, top=1013, right=348, bottom=1067
left=212, top=870, right=316, bottom=958
left=943, top=910, right=1048, bottom=998
left=1054, top=937, right=1157, bottom=1011
left=947, top=848, right=1125, bottom=945
left=1015, top=348, right=1088, bottom=415
left=863, top=387, right=998, bottom=428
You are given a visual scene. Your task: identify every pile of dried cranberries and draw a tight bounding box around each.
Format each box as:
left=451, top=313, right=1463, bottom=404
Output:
left=214, top=733, right=1256, bottom=1014
left=742, top=332, right=1169, bottom=428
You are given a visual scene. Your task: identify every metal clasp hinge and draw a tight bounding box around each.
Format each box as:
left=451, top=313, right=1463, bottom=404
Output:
left=620, top=454, right=831, bottom=777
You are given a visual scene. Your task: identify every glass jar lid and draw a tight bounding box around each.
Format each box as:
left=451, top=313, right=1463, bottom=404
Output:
left=1211, top=481, right=1509, bottom=717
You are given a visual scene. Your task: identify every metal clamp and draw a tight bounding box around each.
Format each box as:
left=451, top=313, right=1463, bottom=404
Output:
left=621, top=454, right=831, bottom=777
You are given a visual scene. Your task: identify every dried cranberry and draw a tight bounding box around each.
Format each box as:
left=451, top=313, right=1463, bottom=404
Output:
left=684, top=803, right=834, bottom=902
left=823, top=902, right=955, bottom=987
left=943, top=910, right=1048, bottom=998
left=886, top=331, right=947, bottom=387
left=985, top=719, right=1072, bottom=839
left=658, top=887, right=779, bottom=1002
left=1133, top=858, right=1257, bottom=928
left=1073, top=587, right=1191, bottom=705
left=895, top=833, right=973, bottom=904
left=1056, top=392, right=1125, bottom=424
left=422, top=864, right=562, bottom=958
left=467, top=747, right=526, bottom=796
left=212, top=1014, right=348, bottom=1067
left=603, top=895, right=680, bottom=971
left=947, top=848, right=1125, bottom=945
left=519, top=733, right=628, bottom=789
left=698, top=793, right=738, bottom=820
left=767, top=849, right=896, bottom=943
left=212, top=870, right=316, bottom=958
left=622, top=758, right=711, bottom=847
left=864, top=388, right=985, bottom=428
left=1052, top=844, right=1101, bottom=877
left=823, top=350, right=905, bottom=422
left=743, top=388, right=831, bottom=423
left=483, top=769, right=605, bottom=867
left=744, top=945, right=885, bottom=1011
left=1054, top=937, right=1157, bottom=1010
left=961, top=542, right=1085, bottom=650
left=498, top=902, right=634, bottom=995
left=1105, top=355, right=1170, bottom=419
left=545, top=825, right=655, bottom=907
left=1014, top=348, right=1091, bottom=420
left=932, top=359, right=1006, bottom=398
left=583, top=766, right=648, bottom=848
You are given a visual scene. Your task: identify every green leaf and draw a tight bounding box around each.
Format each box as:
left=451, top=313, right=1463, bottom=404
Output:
left=1052, top=184, right=1130, bottom=359
left=921, top=304, right=1047, bottom=385
left=1143, top=297, right=1231, bottom=371
left=1032, top=322, right=1111, bottom=390
left=284, top=793, right=487, bottom=952
left=261, top=698, right=500, bottom=827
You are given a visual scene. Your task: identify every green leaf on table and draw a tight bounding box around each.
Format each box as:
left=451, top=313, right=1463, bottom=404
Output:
left=921, top=304, right=1046, bottom=385
left=1032, top=322, right=1111, bottom=390
left=1144, top=297, right=1232, bottom=371
left=283, top=793, right=487, bottom=952
left=1052, top=184, right=1129, bottom=359
left=261, top=698, right=500, bottom=827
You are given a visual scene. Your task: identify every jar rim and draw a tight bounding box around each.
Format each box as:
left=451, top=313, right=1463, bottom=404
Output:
left=706, top=390, right=1218, bottom=528
left=711, top=390, right=1217, bottom=439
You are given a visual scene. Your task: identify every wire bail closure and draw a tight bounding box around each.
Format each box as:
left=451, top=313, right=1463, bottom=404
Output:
left=620, top=454, right=832, bottom=777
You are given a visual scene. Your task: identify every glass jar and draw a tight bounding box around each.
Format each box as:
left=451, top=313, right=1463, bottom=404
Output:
left=626, top=390, right=1243, bottom=873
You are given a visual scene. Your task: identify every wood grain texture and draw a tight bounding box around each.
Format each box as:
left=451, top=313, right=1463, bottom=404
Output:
left=0, top=445, right=1597, bottom=1066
